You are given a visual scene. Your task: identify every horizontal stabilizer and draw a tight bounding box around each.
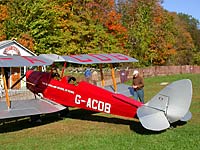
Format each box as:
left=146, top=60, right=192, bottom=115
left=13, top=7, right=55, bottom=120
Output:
left=0, top=99, right=66, bottom=120
left=137, top=105, right=170, bottom=131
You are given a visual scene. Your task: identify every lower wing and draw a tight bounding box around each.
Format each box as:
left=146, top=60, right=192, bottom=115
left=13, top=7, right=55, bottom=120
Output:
left=0, top=98, right=66, bottom=120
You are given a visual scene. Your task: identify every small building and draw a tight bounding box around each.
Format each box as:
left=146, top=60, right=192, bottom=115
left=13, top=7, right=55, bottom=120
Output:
left=0, top=40, right=36, bottom=89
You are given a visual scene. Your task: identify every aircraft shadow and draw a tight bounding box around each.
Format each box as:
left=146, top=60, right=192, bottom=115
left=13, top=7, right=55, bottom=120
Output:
left=66, top=108, right=165, bottom=135
left=0, top=113, right=62, bottom=133
left=68, top=108, right=133, bottom=125
left=0, top=109, right=185, bottom=134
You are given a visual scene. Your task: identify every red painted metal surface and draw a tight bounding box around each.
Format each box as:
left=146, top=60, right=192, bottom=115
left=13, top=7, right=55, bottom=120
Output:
left=26, top=70, right=142, bottom=118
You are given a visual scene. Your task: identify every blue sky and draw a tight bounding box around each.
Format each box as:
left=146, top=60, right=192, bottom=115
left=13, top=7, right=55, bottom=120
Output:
left=162, top=0, right=200, bottom=21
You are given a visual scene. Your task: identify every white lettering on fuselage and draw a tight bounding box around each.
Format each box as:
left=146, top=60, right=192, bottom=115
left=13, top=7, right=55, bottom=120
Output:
left=75, top=94, right=111, bottom=113
left=42, top=82, right=74, bottom=94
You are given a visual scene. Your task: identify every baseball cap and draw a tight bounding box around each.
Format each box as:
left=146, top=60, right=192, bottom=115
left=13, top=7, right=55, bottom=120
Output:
left=133, top=70, right=139, bottom=75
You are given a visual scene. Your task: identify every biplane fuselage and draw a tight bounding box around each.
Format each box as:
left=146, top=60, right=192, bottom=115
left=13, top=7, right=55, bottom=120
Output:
left=26, top=70, right=142, bottom=118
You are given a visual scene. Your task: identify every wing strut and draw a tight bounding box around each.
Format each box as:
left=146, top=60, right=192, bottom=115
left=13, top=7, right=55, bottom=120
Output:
left=61, top=62, right=67, bottom=78
left=99, top=64, right=105, bottom=87
left=1, top=67, right=10, bottom=109
left=110, top=64, right=117, bottom=92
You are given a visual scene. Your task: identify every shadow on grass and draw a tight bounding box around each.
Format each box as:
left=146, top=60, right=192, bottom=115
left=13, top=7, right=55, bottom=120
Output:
left=170, top=121, right=187, bottom=128
left=68, top=108, right=133, bottom=125
left=67, top=108, right=165, bottom=135
left=0, top=108, right=187, bottom=134
left=130, top=120, right=188, bottom=134
left=129, top=121, right=165, bottom=134
left=0, top=113, right=62, bottom=133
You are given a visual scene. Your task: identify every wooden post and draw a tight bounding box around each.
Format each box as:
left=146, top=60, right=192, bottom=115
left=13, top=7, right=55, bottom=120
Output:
left=99, top=64, right=105, bottom=87
left=61, top=62, right=67, bottom=78
left=38, top=66, right=42, bottom=71
left=1, top=67, right=11, bottom=109
left=110, top=64, right=117, bottom=92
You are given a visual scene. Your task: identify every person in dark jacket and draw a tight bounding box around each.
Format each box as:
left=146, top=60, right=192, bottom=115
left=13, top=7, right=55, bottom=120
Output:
left=132, top=70, right=144, bottom=103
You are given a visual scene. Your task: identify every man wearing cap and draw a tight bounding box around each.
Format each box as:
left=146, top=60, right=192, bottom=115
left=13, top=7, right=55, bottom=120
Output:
left=132, top=70, right=144, bottom=103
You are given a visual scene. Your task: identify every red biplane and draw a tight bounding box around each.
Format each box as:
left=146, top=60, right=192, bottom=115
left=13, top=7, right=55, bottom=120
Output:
left=0, top=53, right=193, bottom=131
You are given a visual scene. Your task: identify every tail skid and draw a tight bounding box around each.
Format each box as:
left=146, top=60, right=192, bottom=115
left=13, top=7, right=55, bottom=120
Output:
left=137, top=79, right=192, bottom=131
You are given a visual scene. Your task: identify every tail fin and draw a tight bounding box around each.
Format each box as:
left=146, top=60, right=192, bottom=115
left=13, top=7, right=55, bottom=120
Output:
left=137, top=79, right=192, bottom=131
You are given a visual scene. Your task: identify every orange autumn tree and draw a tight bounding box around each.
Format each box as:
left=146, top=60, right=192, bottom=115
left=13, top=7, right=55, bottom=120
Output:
left=0, top=1, right=34, bottom=51
left=1, top=0, right=45, bottom=53
left=0, top=4, right=8, bottom=41
left=86, top=0, right=128, bottom=53
left=117, top=0, right=177, bottom=66
left=2, top=0, right=128, bottom=55
left=17, top=34, right=34, bottom=52
left=52, top=0, right=126, bottom=54
left=147, top=3, right=177, bottom=65
left=170, top=12, right=195, bottom=65
left=118, top=0, right=157, bottom=66
left=87, top=0, right=127, bottom=34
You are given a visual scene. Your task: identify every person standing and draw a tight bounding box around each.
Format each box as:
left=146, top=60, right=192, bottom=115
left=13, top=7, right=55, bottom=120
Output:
left=84, top=68, right=92, bottom=82
left=132, top=70, right=144, bottom=103
left=91, top=70, right=98, bottom=85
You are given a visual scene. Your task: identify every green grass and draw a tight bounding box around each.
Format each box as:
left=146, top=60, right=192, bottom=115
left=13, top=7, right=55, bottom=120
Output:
left=0, top=74, right=200, bottom=150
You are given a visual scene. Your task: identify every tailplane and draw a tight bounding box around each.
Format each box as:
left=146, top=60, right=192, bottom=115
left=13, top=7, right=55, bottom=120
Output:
left=137, top=79, right=192, bottom=131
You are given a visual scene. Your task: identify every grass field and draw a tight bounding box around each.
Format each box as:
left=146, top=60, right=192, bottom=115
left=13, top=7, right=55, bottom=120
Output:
left=0, top=74, right=199, bottom=150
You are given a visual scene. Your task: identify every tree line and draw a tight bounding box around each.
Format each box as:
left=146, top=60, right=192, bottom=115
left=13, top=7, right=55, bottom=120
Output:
left=0, top=0, right=200, bottom=66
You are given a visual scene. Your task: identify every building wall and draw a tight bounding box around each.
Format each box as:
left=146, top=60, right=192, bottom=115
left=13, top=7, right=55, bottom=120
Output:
left=0, top=40, right=36, bottom=89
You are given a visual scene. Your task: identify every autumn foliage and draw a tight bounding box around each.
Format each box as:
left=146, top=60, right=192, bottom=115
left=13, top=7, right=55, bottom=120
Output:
left=0, top=0, right=199, bottom=66
left=0, top=4, right=8, bottom=41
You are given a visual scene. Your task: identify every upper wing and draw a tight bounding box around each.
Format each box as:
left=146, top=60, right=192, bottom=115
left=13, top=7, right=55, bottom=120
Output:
left=0, top=53, right=136, bottom=67
left=63, top=53, right=138, bottom=64
left=39, top=54, right=65, bottom=62
left=40, top=53, right=138, bottom=64
left=0, top=55, right=53, bottom=67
